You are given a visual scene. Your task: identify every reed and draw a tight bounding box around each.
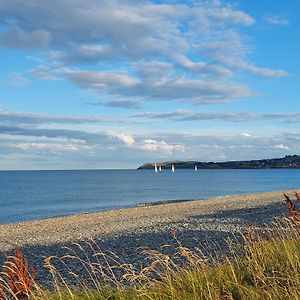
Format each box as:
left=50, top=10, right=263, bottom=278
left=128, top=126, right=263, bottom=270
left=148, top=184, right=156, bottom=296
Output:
left=0, top=249, right=36, bottom=300
left=283, top=192, right=300, bottom=223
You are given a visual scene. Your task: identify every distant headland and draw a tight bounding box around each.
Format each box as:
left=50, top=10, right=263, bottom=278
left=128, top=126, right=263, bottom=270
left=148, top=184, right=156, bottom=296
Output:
left=137, top=155, right=300, bottom=170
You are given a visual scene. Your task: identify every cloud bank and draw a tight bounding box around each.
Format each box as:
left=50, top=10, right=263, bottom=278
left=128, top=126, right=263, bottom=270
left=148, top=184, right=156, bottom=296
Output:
left=0, top=0, right=288, bottom=108
left=0, top=107, right=298, bottom=169
left=0, top=1, right=294, bottom=169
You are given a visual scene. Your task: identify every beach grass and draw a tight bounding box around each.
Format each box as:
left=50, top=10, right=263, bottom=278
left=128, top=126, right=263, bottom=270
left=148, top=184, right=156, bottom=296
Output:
left=32, top=223, right=300, bottom=299
left=2, top=193, right=300, bottom=299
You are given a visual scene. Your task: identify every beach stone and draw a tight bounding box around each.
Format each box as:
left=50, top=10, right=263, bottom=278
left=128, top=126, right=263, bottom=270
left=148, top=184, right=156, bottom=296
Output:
left=0, top=189, right=296, bottom=284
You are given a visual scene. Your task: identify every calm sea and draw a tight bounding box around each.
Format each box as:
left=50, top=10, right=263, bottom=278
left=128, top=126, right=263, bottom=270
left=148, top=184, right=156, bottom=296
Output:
left=0, top=169, right=300, bottom=225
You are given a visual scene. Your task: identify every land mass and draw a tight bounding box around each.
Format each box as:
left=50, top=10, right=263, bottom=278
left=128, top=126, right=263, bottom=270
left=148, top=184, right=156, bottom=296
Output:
left=138, top=155, right=300, bottom=169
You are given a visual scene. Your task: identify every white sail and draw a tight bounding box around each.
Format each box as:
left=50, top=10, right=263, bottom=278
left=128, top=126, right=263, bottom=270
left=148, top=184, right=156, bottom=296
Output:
left=171, top=164, right=175, bottom=173
left=159, top=165, right=162, bottom=172
left=194, top=165, right=198, bottom=171
left=154, top=163, right=158, bottom=173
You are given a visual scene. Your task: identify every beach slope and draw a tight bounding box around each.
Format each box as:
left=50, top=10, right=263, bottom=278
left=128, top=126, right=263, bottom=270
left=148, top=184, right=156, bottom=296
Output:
left=0, top=189, right=293, bottom=251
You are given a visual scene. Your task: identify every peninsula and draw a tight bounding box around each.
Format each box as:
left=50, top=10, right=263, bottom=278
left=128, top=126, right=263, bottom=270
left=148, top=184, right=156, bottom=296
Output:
left=138, top=155, right=300, bottom=169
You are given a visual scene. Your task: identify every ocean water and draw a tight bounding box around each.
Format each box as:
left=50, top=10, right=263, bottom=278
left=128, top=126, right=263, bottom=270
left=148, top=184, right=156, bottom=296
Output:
left=0, top=168, right=300, bottom=225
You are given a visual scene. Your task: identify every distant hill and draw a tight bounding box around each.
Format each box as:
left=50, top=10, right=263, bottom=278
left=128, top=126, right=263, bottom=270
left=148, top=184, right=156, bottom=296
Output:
left=137, top=155, right=300, bottom=170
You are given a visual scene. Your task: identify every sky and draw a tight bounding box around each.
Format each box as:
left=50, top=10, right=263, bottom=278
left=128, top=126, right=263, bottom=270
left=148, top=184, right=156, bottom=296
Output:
left=0, top=0, right=299, bottom=170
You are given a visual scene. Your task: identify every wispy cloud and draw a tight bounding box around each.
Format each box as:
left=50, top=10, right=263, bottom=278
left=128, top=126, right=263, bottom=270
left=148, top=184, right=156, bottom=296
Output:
left=6, top=72, right=30, bottom=87
left=0, top=0, right=295, bottom=169
left=264, top=14, right=290, bottom=26
left=131, top=110, right=300, bottom=123
left=0, top=109, right=112, bottom=125
left=0, top=0, right=288, bottom=108
left=0, top=107, right=299, bottom=169
left=1, top=124, right=299, bottom=169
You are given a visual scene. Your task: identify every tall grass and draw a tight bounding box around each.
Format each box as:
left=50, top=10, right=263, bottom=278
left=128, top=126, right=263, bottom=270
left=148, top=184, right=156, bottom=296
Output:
left=0, top=248, right=37, bottom=300
left=2, top=192, right=300, bottom=299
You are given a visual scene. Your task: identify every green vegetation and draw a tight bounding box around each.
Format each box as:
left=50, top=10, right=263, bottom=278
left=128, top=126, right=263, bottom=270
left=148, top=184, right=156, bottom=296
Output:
left=2, top=194, right=300, bottom=300
left=36, top=227, right=300, bottom=300
left=138, top=154, right=300, bottom=169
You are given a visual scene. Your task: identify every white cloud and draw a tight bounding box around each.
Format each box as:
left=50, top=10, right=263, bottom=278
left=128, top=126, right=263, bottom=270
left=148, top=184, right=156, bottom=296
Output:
left=199, top=31, right=287, bottom=78
left=28, top=65, right=65, bottom=80
left=265, top=14, right=290, bottom=26
left=131, top=110, right=300, bottom=123
left=7, top=72, right=29, bottom=87
left=172, top=54, right=233, bottom=77
left=0, top=1, right=294, bottom=169
left=63, top=69, right=252, bottom=105
left=109, top=132, right=135, bottom=145
left=0, top=109, right=111, bottom=125
left=0, top=0, right=288, bottom=110
left=66, top=70, right=139, bottom=89
left=14, top=142, right=93, bottom=154
left=139, top=139, right=185, bottom=154
left=1, top=118, right=300, bottom=168
left=240, top=133, right=251, bottom=137
left=3, top=106, right=300, bottom=168
left=203, top=5, right=255, bottom=26
left=238, top=63, right=288, bottom=78
left=274, top=144, right=289, bottom=150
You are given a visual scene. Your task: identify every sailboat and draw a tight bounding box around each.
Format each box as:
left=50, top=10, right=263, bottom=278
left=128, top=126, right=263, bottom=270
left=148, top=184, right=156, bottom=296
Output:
left=154, top=163, right=158, bottom=173
left=171, top=164, right=175, bottom=173
left=194, top=165, right=198, bottom=172
left=159, top=165, right=162, bottom=172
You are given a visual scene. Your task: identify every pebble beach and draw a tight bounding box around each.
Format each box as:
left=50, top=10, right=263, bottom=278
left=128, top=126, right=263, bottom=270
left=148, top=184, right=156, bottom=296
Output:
left=0, top=189, right=297, bottom=283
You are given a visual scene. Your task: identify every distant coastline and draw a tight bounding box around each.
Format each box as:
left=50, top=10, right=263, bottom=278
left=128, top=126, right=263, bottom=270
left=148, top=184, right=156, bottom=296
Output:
left=138, top=155, right=300, bottom=169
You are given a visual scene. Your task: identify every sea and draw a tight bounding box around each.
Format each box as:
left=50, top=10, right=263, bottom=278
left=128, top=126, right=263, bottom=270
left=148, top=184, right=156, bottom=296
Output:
left=1, top=168, right=300, bottom=225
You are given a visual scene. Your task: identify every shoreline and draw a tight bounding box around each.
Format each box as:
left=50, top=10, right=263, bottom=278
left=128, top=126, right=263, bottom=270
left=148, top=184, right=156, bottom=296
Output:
left=0, top=188, right=293, bottom=226
left=0, top=188, right=297, bottom=284
left=0, top=189, right=296, bottom=251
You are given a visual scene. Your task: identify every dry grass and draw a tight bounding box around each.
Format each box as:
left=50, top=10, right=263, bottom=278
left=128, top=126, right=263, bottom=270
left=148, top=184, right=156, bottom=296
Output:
left=2, top=193, right=300, bottom=299
left=0, top=249, right=36, bottom=300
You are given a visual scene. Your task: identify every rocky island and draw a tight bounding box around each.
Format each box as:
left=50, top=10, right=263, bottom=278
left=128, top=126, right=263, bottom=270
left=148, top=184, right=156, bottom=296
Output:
left=138, top=155, right=300, bottom=169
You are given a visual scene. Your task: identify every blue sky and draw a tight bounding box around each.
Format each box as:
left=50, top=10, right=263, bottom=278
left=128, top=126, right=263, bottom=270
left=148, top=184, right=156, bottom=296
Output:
left=0, top=0, right=299, bottom=169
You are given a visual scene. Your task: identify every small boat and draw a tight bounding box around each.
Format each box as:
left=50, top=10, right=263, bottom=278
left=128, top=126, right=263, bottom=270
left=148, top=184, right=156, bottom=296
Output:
left=171, top=164, right=175, bottom=173
left=154, top=163, right=158, bottom=173
left=194, top=165, right=198, bottom=172
left=159, top=165, right=162, bottom=172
